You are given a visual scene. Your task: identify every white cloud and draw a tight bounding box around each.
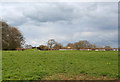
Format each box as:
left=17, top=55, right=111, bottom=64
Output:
left=0, top=2, right=118, bottom=47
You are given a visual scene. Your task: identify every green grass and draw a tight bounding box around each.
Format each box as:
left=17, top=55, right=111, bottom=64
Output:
left=2, top=49, right=118, bottom=80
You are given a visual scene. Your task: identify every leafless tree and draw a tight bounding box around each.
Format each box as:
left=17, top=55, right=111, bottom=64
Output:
left=25, top=44, right=32, bottom=49
left=66, top=43, right=74, bottom=48
left=90, top=44, right=97, bottom=49
left=73, top=40, right=92, bottom=49
left=47, top=39, right=56, bottom=50
left=39, top=45, right=48, bottom=50
left=104, top=45, right=111, bottom=51
left=53, top=43, right=63, bottom=49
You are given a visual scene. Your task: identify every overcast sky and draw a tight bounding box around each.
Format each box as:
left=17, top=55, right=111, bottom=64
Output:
left=0, top=2, right=118, bottom=48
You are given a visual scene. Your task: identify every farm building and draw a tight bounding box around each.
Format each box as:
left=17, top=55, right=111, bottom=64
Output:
left=59, top=47, right=73, bottom=50
left=80, top=48, right=92, bottom=51
left=95, top=48, right=105, bottom=51
left=59, top=49, right=73, bottom=50
left=112, top=48, right=119, bottom=51
left=58, top=48, right=120, bottom=51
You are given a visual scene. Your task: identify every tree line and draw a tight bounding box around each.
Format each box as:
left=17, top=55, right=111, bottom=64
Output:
left=37, top=39, right=101, bottom=50
left=1, top=21, right=111, bottom=50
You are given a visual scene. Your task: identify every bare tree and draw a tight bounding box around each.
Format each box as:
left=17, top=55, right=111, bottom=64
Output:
left=73, top=40, right=91, bottom=49
left=47, top=39, right=56, bottom=50
left=66, top=43, right=74, bottom=48
left=25, top=44, right=32, bottom=49
left=1, top=21, right=25, bottom=50
left=73, top=42, right=80, bottom=50
left=39, top=45, right=48, bottom=50
left=53, top=43, right=63, bottom=49
left=90, top=44, right=96, bottom=49
left=104, top=45, right=111, bottom=51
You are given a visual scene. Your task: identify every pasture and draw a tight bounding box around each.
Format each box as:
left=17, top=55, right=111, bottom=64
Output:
left=2, top=49, right=118, bottom=80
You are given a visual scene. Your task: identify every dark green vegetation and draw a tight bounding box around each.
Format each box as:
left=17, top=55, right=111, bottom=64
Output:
left=2, top=49, right=118, bottom=80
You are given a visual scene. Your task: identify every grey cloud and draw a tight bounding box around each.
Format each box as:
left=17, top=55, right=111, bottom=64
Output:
left=22, top=3, right=74, bottom=23
left=1, top=2, right=118, bottom=47
left=1, top=3, right=28, bottom=26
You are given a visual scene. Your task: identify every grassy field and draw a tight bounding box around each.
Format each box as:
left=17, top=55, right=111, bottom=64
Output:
left=2, top=49, right=118, bottom=80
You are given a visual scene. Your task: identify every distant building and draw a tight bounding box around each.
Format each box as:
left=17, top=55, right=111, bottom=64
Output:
left=80, top=48, right=92, bottom=51
left=112, top=48, right=119, bottom=51
left=95, top=48, right=105, bottom=51
left=58, top=48, right=120, bottom=51
left=59, top=47, right=73, bottom=50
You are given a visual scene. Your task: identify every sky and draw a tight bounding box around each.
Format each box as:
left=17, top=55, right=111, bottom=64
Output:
left=0, top=2, right=118, bottom=48
left=1, top=0, right=119, bottom=2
